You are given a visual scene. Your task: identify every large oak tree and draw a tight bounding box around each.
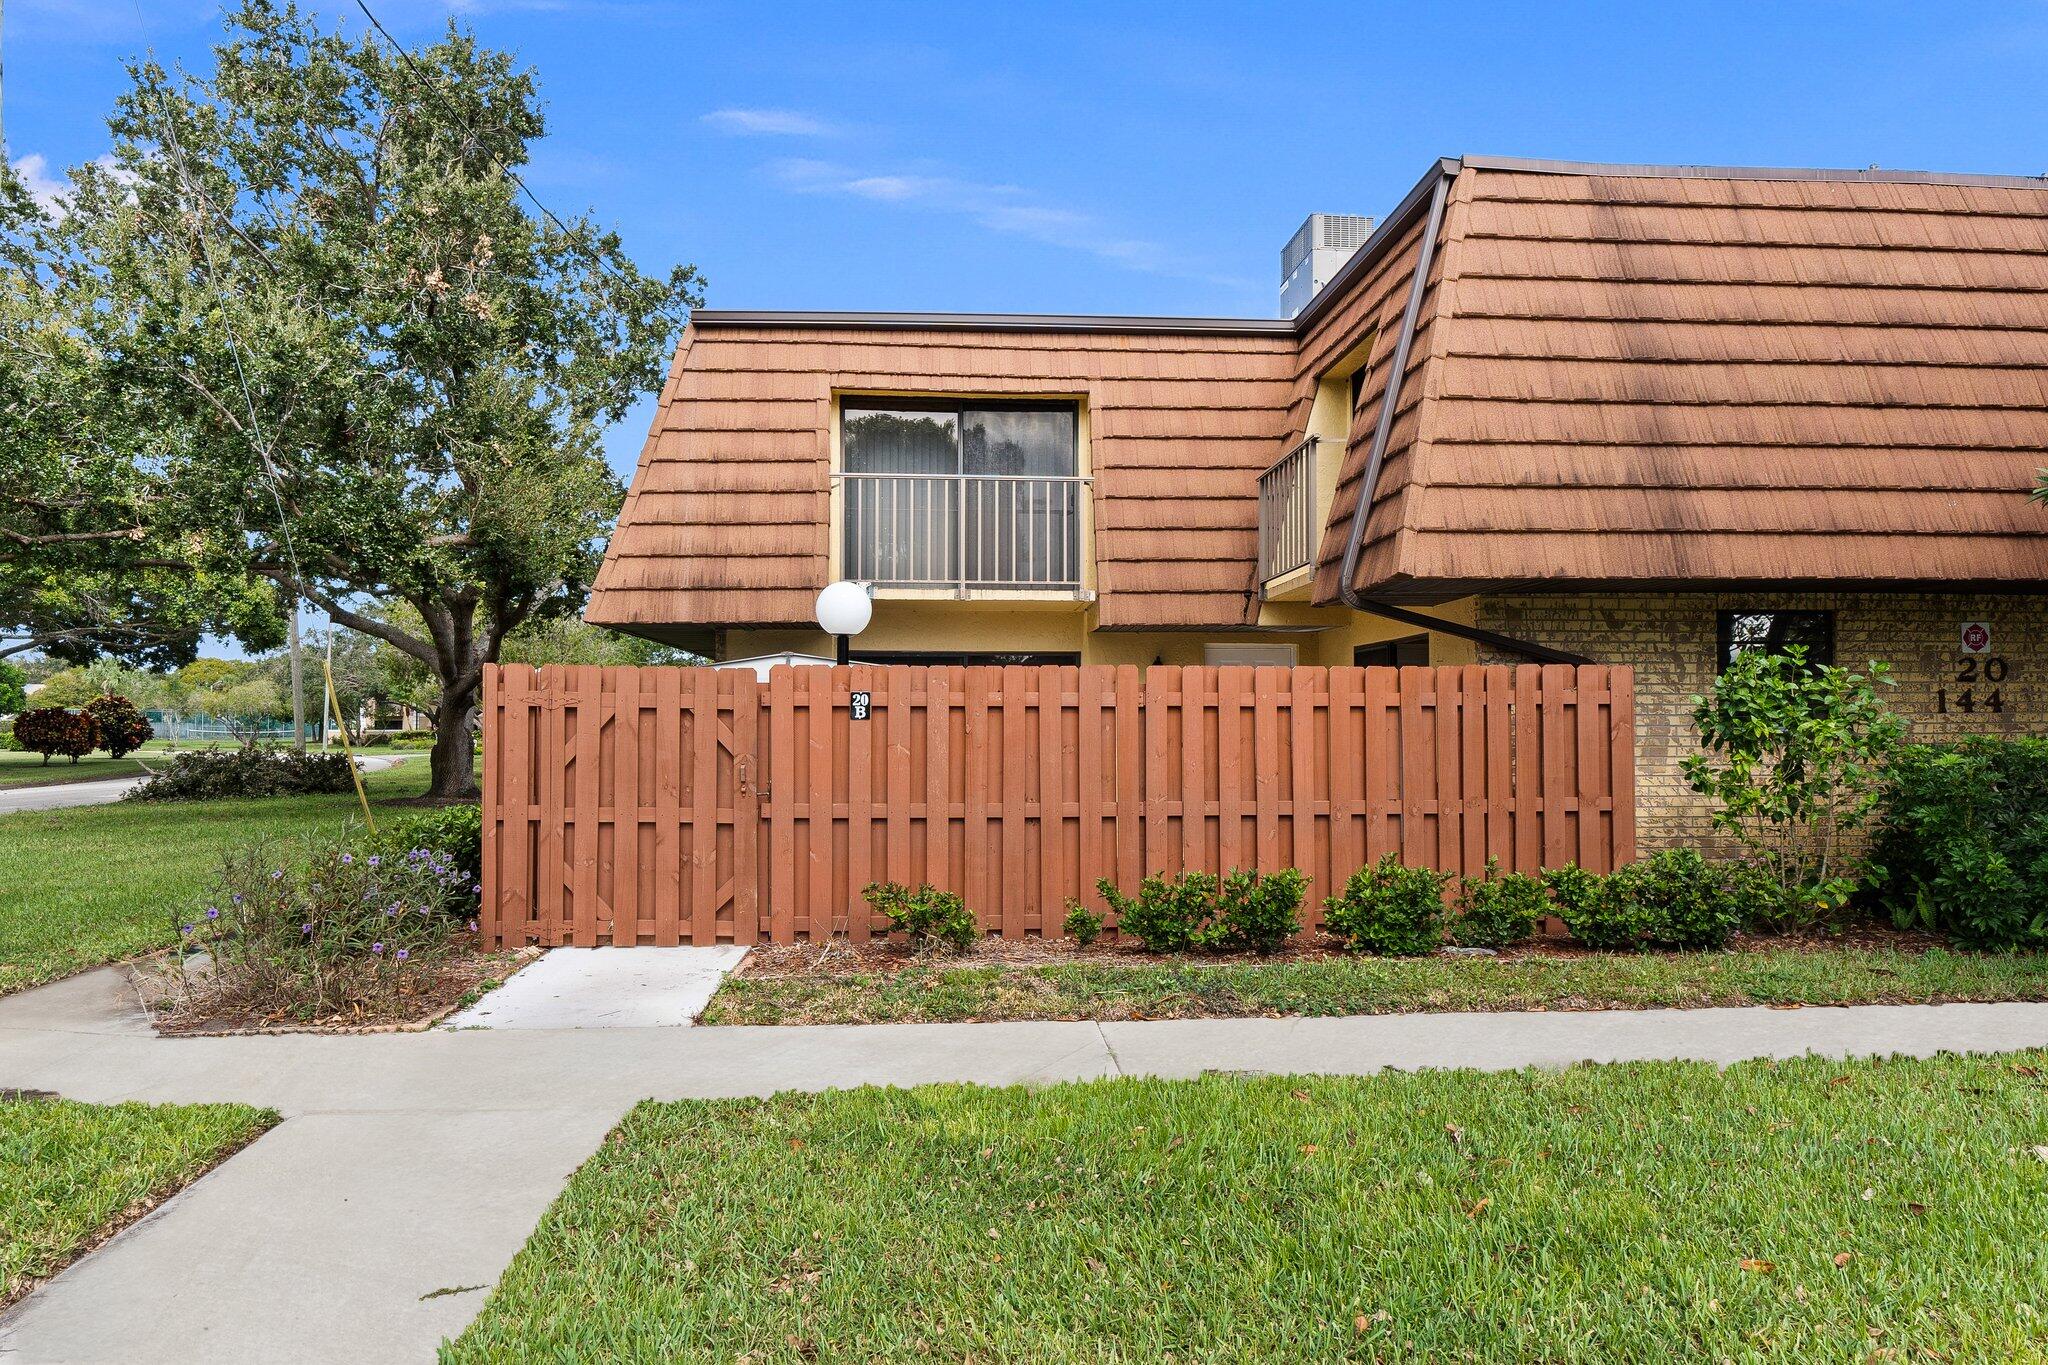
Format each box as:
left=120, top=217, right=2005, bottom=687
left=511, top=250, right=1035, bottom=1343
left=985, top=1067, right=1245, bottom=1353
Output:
left=55, top=1, right=697, bottom=797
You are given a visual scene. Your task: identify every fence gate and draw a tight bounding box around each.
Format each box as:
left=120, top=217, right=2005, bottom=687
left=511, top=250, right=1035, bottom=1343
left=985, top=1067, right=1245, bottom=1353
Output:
left=482, top=663, right=1636, bottom=949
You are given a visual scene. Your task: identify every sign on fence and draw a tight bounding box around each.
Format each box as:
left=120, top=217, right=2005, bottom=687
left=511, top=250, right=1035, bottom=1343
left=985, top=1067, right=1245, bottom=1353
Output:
left=481, top=663, right=1635, bottom=949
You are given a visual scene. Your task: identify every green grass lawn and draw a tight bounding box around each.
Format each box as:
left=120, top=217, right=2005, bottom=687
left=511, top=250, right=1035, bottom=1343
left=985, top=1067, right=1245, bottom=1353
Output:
left=0, top=741, right=197, bottom=790
left=447, top=1051, right=2048, bottom=1363
left=701, top=944, right=2048, bottom=1025
left=2, top=1096, right=276, bottom=1306
left=0, top=761, right=428, bottom=996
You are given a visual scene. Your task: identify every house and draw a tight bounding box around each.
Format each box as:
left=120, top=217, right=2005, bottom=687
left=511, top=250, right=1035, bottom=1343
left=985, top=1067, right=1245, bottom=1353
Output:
left=588, top=155, right=2048, bottom=846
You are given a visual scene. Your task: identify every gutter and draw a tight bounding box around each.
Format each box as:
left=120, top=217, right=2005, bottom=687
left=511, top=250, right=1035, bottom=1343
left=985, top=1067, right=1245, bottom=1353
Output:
left=1332, top=161, right=1592, bottom=666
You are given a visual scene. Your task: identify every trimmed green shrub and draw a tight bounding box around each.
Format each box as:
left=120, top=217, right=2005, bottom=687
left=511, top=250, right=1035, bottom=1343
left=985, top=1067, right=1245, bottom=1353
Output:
left=1061, top=900, right=1104, bottom=947
left=1207, top=867, right=1307, bottom=954
left=1450, top=858, right=1546, bottom=949
left=1614, top=849, right=1744, bottom=950
left=125, top=747, right=357, bottom=801
left=1549, top=851, right=1745, bottom=952
left=1542, top=862, right=1643, bottom=950
left=368, top=805, right=483, bottom=913
left=1869, top=737, right=2048, bottom=950
left=863, top=881, right=978, bottom=952
left=12, top=707, right=97, bottom=764
left=83, top=693, right=154, bottom=758
left=1096, top=871, right=1219, bottom=954
left=1323, top=854, right=1451, bottom=956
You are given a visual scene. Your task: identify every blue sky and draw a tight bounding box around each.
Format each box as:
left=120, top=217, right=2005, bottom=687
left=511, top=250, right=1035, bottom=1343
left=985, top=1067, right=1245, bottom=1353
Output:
left=11, top=0, right=2048, bottom=482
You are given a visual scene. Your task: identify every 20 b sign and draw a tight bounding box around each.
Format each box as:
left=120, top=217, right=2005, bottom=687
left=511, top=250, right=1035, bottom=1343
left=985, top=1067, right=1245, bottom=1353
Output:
left=849, top=690, right=872, bottom=721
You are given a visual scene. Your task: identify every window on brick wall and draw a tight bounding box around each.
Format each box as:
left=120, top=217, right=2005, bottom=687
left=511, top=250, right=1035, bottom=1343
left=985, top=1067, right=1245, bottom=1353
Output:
left=1717, top=610, right=1835, bottom=672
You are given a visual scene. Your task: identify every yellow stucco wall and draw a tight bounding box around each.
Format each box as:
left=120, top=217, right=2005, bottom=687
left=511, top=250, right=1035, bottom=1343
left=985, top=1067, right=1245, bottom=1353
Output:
left=720, top=598, right=1485, bottom=668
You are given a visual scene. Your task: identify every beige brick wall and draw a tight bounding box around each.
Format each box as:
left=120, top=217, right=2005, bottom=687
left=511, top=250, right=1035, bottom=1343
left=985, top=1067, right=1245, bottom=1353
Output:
left=1475, top=593, right=2048, bottom=851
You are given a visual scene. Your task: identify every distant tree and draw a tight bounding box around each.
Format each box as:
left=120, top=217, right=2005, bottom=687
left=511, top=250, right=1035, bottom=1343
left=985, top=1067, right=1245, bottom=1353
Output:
left=0, top=661, right=28, bottom=715
left=83, top=694, right=155, bottom=758
left=499, top=615, right=701, bottom=669
left=34, top=659, right=160, bottom=710
left=13, top=708, right=99, bottom=764
left=195, top=677, right=288, bottom=748
left=50, top=3, right=697, bottom=798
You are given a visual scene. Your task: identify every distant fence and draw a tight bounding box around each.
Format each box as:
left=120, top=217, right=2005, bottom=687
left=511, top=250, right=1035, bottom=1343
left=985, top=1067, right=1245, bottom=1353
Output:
left=145, top=713, right=311, bottom=743
left=480, top=663, right=1635, bottom=949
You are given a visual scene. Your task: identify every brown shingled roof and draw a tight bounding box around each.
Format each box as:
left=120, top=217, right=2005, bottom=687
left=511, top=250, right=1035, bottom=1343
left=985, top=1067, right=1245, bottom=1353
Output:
left=590, top=157, right=2048, bottom=638
left=1320, top=159, right=2048, bottom=603
left=590, top=324, right=1296, bottom=631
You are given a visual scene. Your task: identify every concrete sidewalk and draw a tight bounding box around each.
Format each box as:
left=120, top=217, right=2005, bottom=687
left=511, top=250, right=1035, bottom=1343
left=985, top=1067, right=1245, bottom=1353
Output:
left=5, top=967, right=2048, bottom=1363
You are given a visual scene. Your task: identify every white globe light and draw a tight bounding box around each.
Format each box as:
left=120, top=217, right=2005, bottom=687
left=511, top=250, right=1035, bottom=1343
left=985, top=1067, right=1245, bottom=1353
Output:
left=815, top=580, right=873, bottom=638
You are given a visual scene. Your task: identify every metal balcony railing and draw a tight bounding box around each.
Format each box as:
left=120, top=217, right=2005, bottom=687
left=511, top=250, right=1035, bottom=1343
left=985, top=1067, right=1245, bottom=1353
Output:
left=1257, top=435, right=1318, bottom=584
left=838, top=472, right=1089, bottom=592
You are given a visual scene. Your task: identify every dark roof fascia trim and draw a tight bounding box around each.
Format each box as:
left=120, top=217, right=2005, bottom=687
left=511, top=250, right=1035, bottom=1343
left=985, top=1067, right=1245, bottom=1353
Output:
left=1462, top=154, right=2048, bottom=192
left=689, top=310, right=1294, bottom=337
left=1288, top=157, right=1464, bottom=333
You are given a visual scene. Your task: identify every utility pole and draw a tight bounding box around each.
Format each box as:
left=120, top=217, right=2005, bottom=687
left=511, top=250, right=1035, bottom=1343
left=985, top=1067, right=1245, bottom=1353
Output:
left=288, top=595, right=306, bottom=753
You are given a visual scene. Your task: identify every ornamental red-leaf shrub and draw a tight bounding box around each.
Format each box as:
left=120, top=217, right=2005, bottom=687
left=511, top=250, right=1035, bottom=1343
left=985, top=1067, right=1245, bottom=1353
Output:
left=13, top=707, right=99, bottom=764
left=83, top=693, right=154, bottom=758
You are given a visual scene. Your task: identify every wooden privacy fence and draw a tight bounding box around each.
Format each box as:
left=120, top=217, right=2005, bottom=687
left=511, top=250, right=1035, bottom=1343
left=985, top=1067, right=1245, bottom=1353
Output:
left=481, top=663, right=1635, bottom=949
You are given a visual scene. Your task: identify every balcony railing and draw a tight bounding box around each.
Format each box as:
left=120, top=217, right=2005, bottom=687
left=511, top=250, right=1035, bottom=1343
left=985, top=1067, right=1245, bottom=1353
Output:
left=1257, top=435, right=1318, bottom=584
left=838, top=472, right=1089, bottom=592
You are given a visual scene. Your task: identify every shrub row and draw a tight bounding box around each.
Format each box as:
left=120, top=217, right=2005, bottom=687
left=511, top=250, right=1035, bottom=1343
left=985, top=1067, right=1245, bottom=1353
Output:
left=126, top=746, right=357, bottom=802
left=856, top=848, right=1782, bottom=958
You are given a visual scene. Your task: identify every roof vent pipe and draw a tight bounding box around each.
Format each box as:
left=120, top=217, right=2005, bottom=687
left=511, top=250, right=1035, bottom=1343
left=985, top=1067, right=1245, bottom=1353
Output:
left=1334, top=161, right=1591, bottom=666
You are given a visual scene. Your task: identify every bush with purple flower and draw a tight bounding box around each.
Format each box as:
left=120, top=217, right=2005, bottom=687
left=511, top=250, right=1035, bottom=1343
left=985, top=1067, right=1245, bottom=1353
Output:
left=178, top=829, right=472, bottom=1021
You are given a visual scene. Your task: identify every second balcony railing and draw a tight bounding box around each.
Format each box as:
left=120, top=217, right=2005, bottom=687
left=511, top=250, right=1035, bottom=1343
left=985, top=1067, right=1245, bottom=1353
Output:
left=1257, top=435, right=1318, bottom=584
left=838, top=472, right=1089, bottom=592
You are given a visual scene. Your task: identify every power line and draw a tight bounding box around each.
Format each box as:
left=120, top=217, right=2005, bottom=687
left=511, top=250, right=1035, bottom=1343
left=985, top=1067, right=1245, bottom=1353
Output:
left=350, top=0, right=606, bottom=269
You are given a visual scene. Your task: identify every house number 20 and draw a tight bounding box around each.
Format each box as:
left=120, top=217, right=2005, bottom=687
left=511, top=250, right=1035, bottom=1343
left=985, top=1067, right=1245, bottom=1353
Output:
left=1938, top=656, right=2010, bottom=715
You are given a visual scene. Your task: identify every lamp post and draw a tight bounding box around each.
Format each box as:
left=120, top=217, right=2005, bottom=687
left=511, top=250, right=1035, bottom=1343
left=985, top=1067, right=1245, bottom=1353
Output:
left=815, top=580, right=873, bottom=666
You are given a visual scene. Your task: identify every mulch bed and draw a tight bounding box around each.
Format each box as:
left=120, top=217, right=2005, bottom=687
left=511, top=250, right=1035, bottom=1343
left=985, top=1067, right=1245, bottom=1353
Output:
left=130, top=945, right=538, bottom=1036
left=729, top=923, right=1952, bottom=982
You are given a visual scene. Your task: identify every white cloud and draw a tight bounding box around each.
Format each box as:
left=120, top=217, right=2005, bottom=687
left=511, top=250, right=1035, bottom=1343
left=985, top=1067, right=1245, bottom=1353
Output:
left=11, top=155, right=72, bottom=215
left=767, top=158, right=1242, bottom=286
left=702, top=108, right=840, bottom=137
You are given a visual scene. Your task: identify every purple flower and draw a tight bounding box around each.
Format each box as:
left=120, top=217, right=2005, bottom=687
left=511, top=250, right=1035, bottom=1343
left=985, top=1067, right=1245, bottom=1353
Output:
left=367, top=855, right=380, bottom=868
left=179, top=924, right=194, bottom=936
left=231, top=893, right=243, bottom=905
left=271, top=869, right=284, bottom=880
left=466, top=920, right=479, bottom=933
left=205, top=907, right=221, bottom=920
left=340, top=853, right=353, bottom=865
left=395, top=948, right=409, bottom=962
left=383, top=907, right=396, bottom=918
left=301, top=923, right=314, bottom=935
left=371, top=942, right=385, bottom=954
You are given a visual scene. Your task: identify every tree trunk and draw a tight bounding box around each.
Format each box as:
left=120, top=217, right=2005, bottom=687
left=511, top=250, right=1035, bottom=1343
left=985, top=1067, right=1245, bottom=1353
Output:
left=426, top=677, right=480, bottom=800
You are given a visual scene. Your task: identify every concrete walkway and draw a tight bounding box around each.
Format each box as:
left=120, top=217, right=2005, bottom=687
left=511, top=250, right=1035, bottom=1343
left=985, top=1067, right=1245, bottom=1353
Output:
left=0, top=754, right=410, bottom=814
left=4, top=967, right=2048, bottom=1363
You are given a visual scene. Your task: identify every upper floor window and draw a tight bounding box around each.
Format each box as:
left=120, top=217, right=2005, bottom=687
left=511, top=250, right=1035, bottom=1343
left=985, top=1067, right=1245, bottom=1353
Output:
left=843, top=399, right=1077, bottom=478
left=1717, top=610, right=1834, bottom=672
left=840, top=398, right=1083, bottom=590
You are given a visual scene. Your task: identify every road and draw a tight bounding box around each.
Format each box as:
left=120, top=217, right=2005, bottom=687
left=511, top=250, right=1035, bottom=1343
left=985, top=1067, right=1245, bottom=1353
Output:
left=0, top=754, right=410, bottom=815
